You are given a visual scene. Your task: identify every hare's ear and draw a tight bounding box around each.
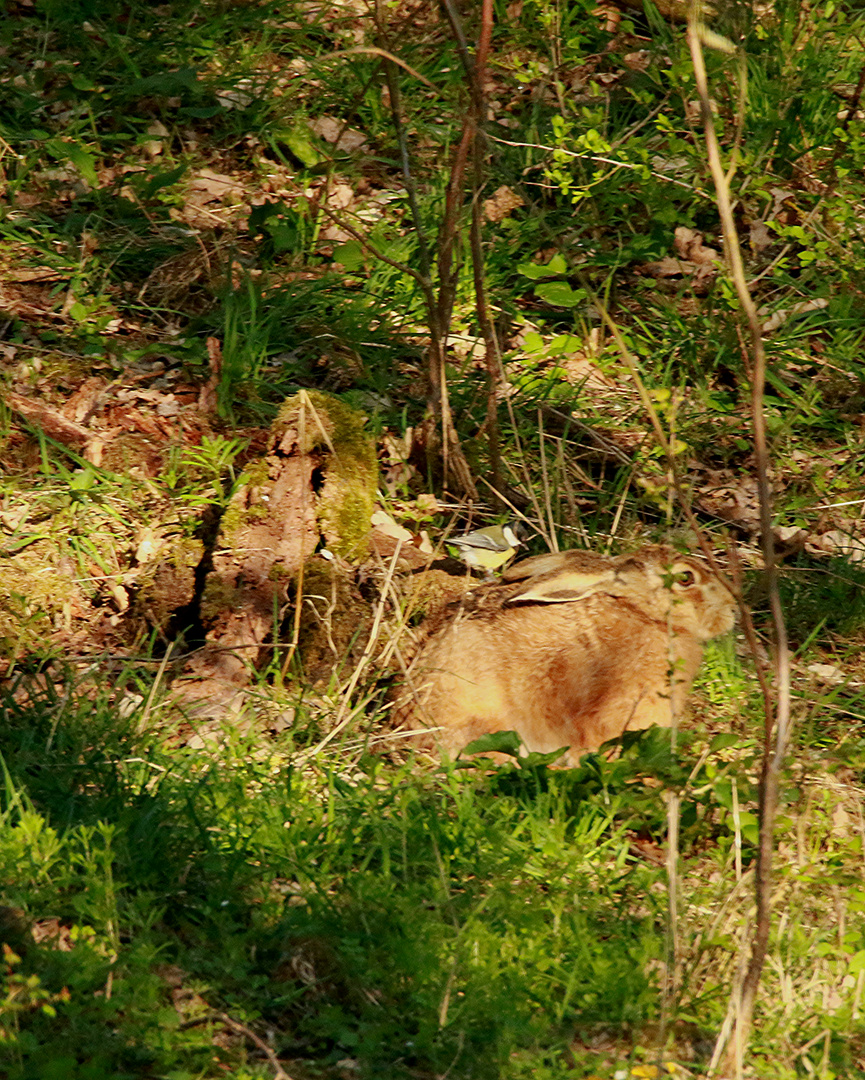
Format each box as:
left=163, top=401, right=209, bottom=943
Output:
left=507, top=568, right=616, bottom=605
left=502, top=552, right=576, bottom=581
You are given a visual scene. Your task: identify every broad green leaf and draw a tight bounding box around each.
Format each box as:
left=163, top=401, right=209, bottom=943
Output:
left=277, top=125, right=323, bottom=167
left=46, top=138, right=98, bottom=186
left=517, top=253, right=567, bottom=279
left=522, top=331, right=546, bottom=353
left=519, top=746, right=570, bottom=768
left=535, top=281, right=586, bottom=307
left=549, top=333, right=582, bottom=352
left=463, top=730, right=524, bottom=757
left=334, top=241, right=366, bottom=271
left=849, top=950, right=865, bottom=975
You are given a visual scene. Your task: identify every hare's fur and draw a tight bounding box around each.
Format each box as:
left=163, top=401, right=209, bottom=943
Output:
left=396, top=546, right=735, bottom=765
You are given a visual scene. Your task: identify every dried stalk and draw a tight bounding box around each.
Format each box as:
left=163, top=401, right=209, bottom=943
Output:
left=298, top=541, right=404, bottom=760
left=442, top=0, right=505, bottom=498
left=372, top=0, right=476, bottom=498
left=686, top=5, right=792, bottom=1066
left=180, top=1012, right=294, bottom=1080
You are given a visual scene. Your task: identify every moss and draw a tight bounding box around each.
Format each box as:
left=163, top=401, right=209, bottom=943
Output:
left=199, top=575, right=243, bottom=624
left=217, top=498, right=246, bottom=545
left=0, top=543, right=77, bottom=655
left=274, top=390, right=372, bottom=460
left=133, top=536, right=204, bottom=630
left=240, top=456, right=272, bottom=490
left=275, top=390, right=378, bottom=562
left=403, top=568, right=476, bottom=622
left=295, top=560, right=374, bottom=684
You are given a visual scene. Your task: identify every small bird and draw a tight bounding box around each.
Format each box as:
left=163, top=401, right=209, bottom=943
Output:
left=447, top=519, right=529, bottom=576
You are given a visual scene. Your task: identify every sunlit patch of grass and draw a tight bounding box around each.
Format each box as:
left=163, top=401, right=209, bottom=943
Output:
left=1, top=607, right=864, bottom=1078
left=0, top=667, right=670, bottom=1078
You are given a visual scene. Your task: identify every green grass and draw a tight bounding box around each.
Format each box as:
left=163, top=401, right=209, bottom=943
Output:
left=3, top=653, right=865, bottom=1078
left=0, top=670, right=674, bottom=1079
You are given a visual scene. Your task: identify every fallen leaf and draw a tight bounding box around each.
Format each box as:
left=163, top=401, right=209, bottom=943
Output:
left=674, top=225, right=719, bottom=265
left=483, top=185, right=524, bottom=222
left=371, top=509, right=414, bottom=542
left=309, top=115, right=368, bottom=152
left=806, top=663, right=846, bottom=685
left=143, top=120, right=169, bottom=157
left=806, top=529, right=865, bottom=562
left=62, top=376, right=108, bottom=423
left=759, top=297, right=829, bottom=335
left=749, top=219, right=773, bottom=254
left=7, top=390, right=92, bottom=447
left=640, top=256, right=692, bottom=278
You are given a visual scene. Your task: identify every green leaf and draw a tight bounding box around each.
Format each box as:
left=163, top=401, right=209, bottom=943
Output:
left=45, top=138, right=98, bottom=186
left=334, top=241, right=366, bottom=272
left=519, top=746, right=570, bottom=768
left=276, top=125, right=323, bottom=167
left=522, top=331, right=546, bottom=354
left=713, top=779, right=733, bottom=810
left=849, top=950, right=865, bottom=975
left=517, top=253, right=567, bottom=279
left=535, top=281, right=586, bottom=307
left=140, top=164, right=187, bottom=198
left=737, top=811, right=760, bottom=845
left=463, top=730, right=524, bottom=757
left=70, top=72, right=99, bottom=92
left=126, top=67, right=199, bottom=98
left=549, top=333, right=583, bottom=352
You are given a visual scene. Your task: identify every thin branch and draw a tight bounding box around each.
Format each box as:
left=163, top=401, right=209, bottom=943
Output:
left=686, top=5, right=792, bottom=1067
left=326, top=46, right=437, bottom=88
left=486, top=133, right=713, bottom=196
left=180, top=1012, right=294, bottom=1080
left=374, top=1, right=434, bottom=281
left=445, top=0, right=506, bottom=498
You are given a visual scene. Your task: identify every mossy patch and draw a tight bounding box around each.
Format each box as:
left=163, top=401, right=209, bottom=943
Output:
left=274, top=390, right=378, bottom=562
left=294, top=559, right=375, bottom=684
left=0, top=543, right=77, bottom=658
left=132, top=535, right=204, bottom=632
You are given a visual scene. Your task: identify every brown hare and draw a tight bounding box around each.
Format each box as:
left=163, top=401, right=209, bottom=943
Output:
left=396, top=546, right=735, bottom=766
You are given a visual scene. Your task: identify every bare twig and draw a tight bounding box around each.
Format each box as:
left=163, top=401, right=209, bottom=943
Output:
left=327, top=46, right=436, bottom=89
left=686, top=6, right=792, bottom=1068
left=373, top=2, right=433, bottom=280
left=180, top=1012, right=294, bottom=1080
left=443, top=0, right=506, bottom=497
left=486, top=133, right=713, bottom=197
left=270, top=73, right=475, bottom=496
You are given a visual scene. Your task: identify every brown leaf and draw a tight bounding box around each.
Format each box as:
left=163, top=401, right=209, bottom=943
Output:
left=7, top=390, right=92, bottom=447
left=674, top=226, right=719, bottom=265
left=61, top=376, right=108, bottom=423
left=483, top=185, right=524, bottom=223
left=639, top=256, right=692, bottom=278
left=309, top=115, right=368, bottom=152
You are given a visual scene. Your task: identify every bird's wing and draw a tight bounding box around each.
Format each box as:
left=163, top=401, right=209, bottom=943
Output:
left=506, top=568, right=618, bottom=605
left=449, top=532, right=507, bottom=552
